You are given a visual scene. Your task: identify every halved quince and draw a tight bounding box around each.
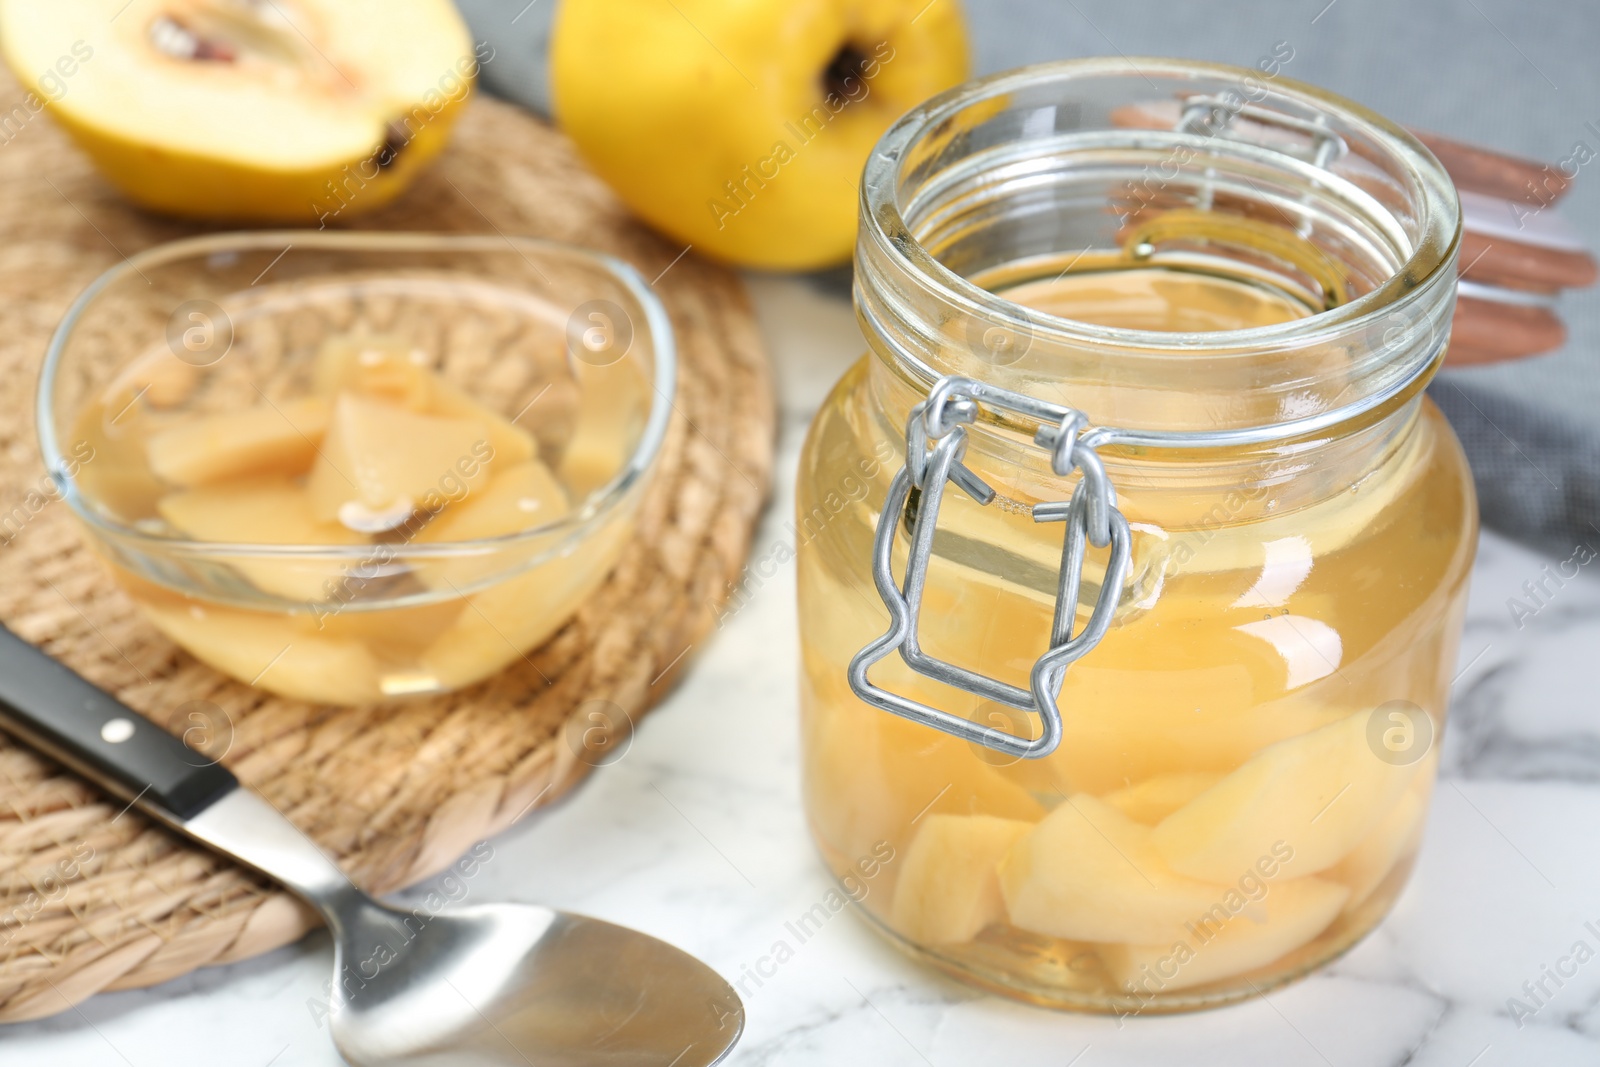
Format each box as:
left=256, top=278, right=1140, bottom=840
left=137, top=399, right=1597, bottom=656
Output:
left=145, top=395, right=329, bottom=486
left=890, top=814, right=1033, bottom=945
left=1151, top=708, right=1422, bottom=882
left=1101, top=877, right=1349, bottom=994
left=0, top=0, right=476, bottom=223
left=998, top=794, right=1226, bottom=945
left=306, top=393, right=491, bottom=525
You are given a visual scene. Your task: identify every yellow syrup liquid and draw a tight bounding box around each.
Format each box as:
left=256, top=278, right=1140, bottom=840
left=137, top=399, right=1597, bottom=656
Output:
left=795, top=264, right=1476, bottom=1010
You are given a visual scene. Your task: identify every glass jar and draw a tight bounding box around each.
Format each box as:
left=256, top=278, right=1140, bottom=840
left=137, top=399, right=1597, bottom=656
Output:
left=796, top=58, right=1471, bottom=1012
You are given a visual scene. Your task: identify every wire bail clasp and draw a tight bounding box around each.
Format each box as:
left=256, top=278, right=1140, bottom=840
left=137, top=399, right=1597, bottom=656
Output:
left=847, top=376, right=1132, bottom=759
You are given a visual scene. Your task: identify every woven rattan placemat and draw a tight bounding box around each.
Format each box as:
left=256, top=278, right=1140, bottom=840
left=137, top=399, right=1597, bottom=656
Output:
left=0, top=73, right=773, bottom=1022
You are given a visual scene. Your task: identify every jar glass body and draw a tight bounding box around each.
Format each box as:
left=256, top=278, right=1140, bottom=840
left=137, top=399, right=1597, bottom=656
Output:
left=795, top=58, right=1473, bottom=1012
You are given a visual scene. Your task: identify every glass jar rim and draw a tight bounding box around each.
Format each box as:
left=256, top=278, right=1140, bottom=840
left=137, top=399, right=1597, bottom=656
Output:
left=35, top=230, right=676, bottom=562
left=859, top=56, right=1462, bottom=357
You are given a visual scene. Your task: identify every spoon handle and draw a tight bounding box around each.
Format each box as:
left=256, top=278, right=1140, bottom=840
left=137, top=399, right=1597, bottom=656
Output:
left=0, top=625, right=237, bottom=819
left=0, top=626, right=354, bottom=909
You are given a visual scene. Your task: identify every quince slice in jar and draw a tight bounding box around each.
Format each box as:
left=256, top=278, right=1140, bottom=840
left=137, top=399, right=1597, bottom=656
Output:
left=413, top=460, right=571, bottom=590
left=306, top=393, right=492, bottom=526
left=157, top=477, right=364, bottom=601
left=1151, top=708, right=1423, bottom=882
left=890, top=814, right=1033, bottom=945
left=1100, top=877, right=1350, bottom=994
left=1033, top=595, right=1351, bottom=795
left=998, top=794, right=1225, bottom=944
left=314, top=335, right=537, bottom=464
left=1101, top=772, right=1224, bottom=825
left=1325, top=751, right=1435, bottom=911
left=803, top=669, right=1045, bottom=867
left=145, top=395, right=330, bottom=486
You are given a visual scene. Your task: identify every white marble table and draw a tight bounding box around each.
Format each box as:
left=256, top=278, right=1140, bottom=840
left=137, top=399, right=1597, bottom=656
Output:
left=8, top=276, right=1600, bottom=1067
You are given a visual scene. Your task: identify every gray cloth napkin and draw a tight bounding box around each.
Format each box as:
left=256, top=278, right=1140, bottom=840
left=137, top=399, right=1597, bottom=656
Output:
left=453, top=0, right=1599, bottom=555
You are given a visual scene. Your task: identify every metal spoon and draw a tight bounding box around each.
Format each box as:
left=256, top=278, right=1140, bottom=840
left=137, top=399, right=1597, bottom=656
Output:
left=0, top=627, right=744, bottom=1066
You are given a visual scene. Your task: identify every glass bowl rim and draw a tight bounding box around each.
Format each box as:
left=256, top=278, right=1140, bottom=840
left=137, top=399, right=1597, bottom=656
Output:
left=35, top=230, right=677, bottom=561
left=860, top=55, right=1463, bottom=354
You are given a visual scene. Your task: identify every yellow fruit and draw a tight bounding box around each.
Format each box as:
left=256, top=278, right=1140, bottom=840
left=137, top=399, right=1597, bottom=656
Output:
left=1101, top=877, right=1349, bottom=994
left=145, top=396, right=329, bottom=486
left=1102, top=772, right=1223, bottom=825
left=0, top=0, right=478, bottom=223
left=157, top=478, right=364, bottom=601
left=142, top=597, right=380, bottom=705
left=890, top=814, right=1033, bottom=945
left=998, top=794, right=1227, bottom=944
left=1151, top=709, right=1422, bottom=882
left=306, top=393, right=491, bottom=525
left=313, top=336, right=536, bottom=464
left=550, top=0, right=969, bottom=268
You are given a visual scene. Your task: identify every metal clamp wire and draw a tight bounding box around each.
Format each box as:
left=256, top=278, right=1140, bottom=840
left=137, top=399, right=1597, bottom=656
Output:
left=848, top=377, right=1132, bottom=758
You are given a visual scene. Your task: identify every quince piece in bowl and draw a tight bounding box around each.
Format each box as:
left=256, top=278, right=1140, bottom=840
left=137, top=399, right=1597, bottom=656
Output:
left=414, top=459, right=572, bottom=590
left=416, top=513, right=633, bottom=692
left=141, top=596, right=380, bottom=705
left=0, top=0, right=477, bottom=223
left=157, top=477, right=364, bottom=602
left=306, top=393, right=492, bottom=528
left=145, top=395, right=329, bottom=487
left=313, top=336, right=537, bottom=464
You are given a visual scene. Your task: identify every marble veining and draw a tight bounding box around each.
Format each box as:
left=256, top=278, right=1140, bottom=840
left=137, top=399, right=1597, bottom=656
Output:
left=3, top=276, right=1599, bottom=1066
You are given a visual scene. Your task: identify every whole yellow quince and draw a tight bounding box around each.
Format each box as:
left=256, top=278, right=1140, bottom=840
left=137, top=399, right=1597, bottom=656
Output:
left=552, top=0, right=969, bottom=270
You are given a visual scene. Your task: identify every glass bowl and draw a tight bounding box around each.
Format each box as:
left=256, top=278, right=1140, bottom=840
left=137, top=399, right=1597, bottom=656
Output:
left=38, top=232, right=674, bottom=705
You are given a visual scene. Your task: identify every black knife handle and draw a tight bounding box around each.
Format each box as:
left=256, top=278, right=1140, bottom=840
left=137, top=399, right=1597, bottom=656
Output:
left=0, top=626, right=236, bottom=820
